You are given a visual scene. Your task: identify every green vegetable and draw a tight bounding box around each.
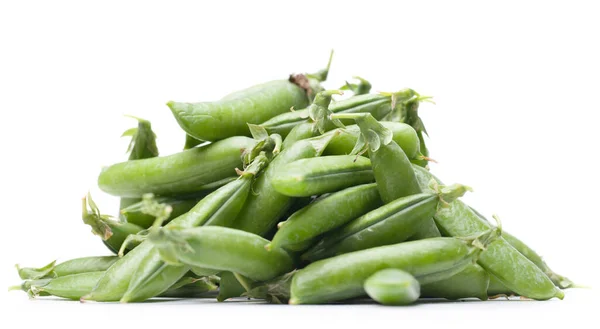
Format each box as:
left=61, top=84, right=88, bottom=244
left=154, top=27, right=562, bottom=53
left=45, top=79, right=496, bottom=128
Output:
left=420, top=263, right=489, bottom=300
left=364, top=269, right=420, bottom=305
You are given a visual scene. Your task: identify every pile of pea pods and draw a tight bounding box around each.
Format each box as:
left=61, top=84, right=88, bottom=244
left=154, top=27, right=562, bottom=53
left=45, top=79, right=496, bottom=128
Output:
left=12, top=53, right=573, bottom=305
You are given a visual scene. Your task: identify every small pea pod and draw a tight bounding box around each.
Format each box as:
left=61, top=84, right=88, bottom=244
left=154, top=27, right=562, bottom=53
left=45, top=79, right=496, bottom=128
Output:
left=98, top=136, right=256, bottom=197
left=168, top=52, right=332, bottom=141
left=149, top=226, right=295, bottom=282
left=267, top=183, right=382, bottom=252
left=340, top=76, right=372, bottom=96
left=232, top=133, right=337, bottom=236
left=331, top=112, right=440, bottom=239
left=323, top=122, right=423, bottom=161
left=83, top=154, right=269, bottom=302
left=303, top=181, right=470, bottom=262
left=290, top=227, right=501, bottom=304
left=14, top=271, right=105, bottom=300
left=82, top=194, right=145, bottom=254
left=364, top=269, right=420, bottom=306
left=412, top=165, right=564, bottom=300
left=119, top=116, right=160, bottom=213
left=271, top=155, right=374, bottom=197
left=16, top=256, right=120, bottom=281
left=420, top=263, right=490, bottom=300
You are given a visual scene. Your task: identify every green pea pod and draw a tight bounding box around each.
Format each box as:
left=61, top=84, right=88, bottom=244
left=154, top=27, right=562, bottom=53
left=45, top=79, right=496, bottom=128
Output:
left=331, top=112, right=440, bottom=239
left=158, top=276, right=219, bottom=298
left=16, top=271, right=105, bottom=300
left=340, top=76, right=372, bottom=96
left=98, top=136, right=256, bottom=197
left=364, top=269, right=420, bottom=306
left=119, top=116, right=160, bottom=212
left=83, top=155, right=269, bottom=302
left=267, top=183, right=382, bottom=252
left=183, top=134, right=204, bottom=150
left=150, top=226, right=295, bottom=282
left=412, top=165, right=565, bottom=300
left=290, top=227, right=500, bottom=304
left=271, top=156, right=374, bottom=197
left=15, top=260, right=57, bottom=280
left=82, top=194, right=144, bottom=254
left=487, top=273, right=515, bottom=297
left=420, top=263, right=490, bottom=300
left=303, top=182, right=469, bottom=262
left=261, top=93, right=395, bottom=139
left=16, top=256, right=119, bottom=281
left=324, top=122, right=422, bottom=161
left=217, top=271, right=248, bottom=302
left=232, top=133, right=337, bottom=236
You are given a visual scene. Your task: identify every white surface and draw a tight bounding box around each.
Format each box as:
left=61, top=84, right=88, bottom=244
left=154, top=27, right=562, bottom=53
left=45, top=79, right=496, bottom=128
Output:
left=1, top=0, right=599, bottom=328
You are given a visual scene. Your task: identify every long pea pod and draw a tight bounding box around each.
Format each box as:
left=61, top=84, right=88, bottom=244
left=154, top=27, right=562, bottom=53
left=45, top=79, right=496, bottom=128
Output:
left=364, top=269, right=420, bottom=305
left=168, top=52, right=332, bottom=142
left=302, top=181, right=469, bottom=261
left=271, top=155, right=374, bottom=197
left=267, top=183, right=382, bottom=252
left=232, top=133, right=337, bottom=236
left=16, top=256, right=119, bottom=280
left=98, top=136, right=256, bottom=197
left=82, top=194, right=145, bottom=254
left=150, top=226, right=295, bottom=282
left=290, top=227, right=500, bottom=304
left=83, top=153, right=270, bottom=302
left=119, top=116, right=159, bottom=213
left=420, top=263, right=490, bottom=300
left=330, top=112, right=441, bottom=239
left=412, top=165, right=564, bottom=300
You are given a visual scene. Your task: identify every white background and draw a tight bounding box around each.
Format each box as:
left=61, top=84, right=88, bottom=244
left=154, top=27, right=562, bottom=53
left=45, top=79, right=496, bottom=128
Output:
left=1, top=0, right=598, bottom=328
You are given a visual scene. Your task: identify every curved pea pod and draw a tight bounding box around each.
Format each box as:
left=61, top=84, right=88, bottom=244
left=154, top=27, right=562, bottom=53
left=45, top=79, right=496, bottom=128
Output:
left=232, top=133, right=337, bottom=236
left=271, top=155, right=374, bottom=197
left=303, top=182, right=469, bottom=262
left=150, top=226, right=295, bottom=282
left=420, top=263, right=489, bottom=300
left=82, top=194, right=144, bottom=254
left=324, top=122, right=421, bottom=160
left=98, top=136, right=256, bottom=197
left=267, top=183, right=382, bottom=252
left=412, top=165, right=565, bottom=300
left=83, top=156, right=268, bottom=302
left=16, top=256, right=119, bottom=281
left=364, top=269, right=420, bottom=306
left=290, top=227, right=501, bottom=304
left=13, top=271, right=105, bottom=300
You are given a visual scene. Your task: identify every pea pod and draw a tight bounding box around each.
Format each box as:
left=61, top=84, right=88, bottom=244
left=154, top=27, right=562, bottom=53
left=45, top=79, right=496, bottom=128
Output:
left=82, top=194, right=144, bottom=254
left=120, top=196, right=204, bottom=229
left=290, top=227, right=500, bottom=304
left=119, top=116, right=160, bottom=213
left=487, top=274, right=514, bottom=297
left=98, top=136, right=256, bottom=197
left=340, top=76, right=372, bottom=96
left=267, top=183, right=382, bottom=252
left=150, top=226, right=295, bottom=282
left=232, top=133, right=337, bottom=236
left=16, top=256, right=119, bottom=281
left=331, top=112, right=440, bottom=239
left=412, top=165, right=565, bottom=300
left=217, top=271, right=248, bottom=302
left=303, top=181, right=469, bottom=261
left=364, top=269, right=420, bottom=306
left=323, top=122, right=422, bottom=161
left=83, top=154, right=269, bottom=302
left=271, top=155, right=374, bottom=197
left=158, top=276, right=219, bottom=298
left=420, top=263, right=490, bottom=300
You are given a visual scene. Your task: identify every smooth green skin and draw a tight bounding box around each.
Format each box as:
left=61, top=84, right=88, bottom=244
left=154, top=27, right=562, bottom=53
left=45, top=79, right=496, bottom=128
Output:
left=84, top=177, right=253, bottom=302
left=29, top=271, right=105, bottom=300
left=53, top=256, right=119, bottom=277
left=412, top=165, right=564, bottom=300
left=324, top=122, right=421, bottom=159
left=121, top=197, right=204, bottom=228
left=364, top=269, right=420, bottom=305
left=154, top=226, right=295, bottom=282
left=168, top=80, right=309, bottom=141
left=261, top=94, right=391, bottom=138
left=184, top=134, right=204, bottom=150
left=282, top=121, right=314, bottom=150
left=303, top=193, right=436, bottom=262
left=290, top=237, right=481, bottom=304
left=271, top=155, right=374, bottom=197
left=269, top=183, right=382, bottom=252
left=421, top=263, right=490, bottom=300
left=487, top=274, right=514, bottom=296
left=102, top=221, right=145, bottom=254
left=217, top=271, right=247, bottom=302
left=157, top=277, right=218, bottom=298
left=98, top=136, right=255, bottom=197
left=233, top=134, right=334, bottom=236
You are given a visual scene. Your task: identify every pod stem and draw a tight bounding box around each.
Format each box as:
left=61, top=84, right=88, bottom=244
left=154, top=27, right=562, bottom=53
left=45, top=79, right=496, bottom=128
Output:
left=305, top=130, right=340, bottom=157
left=122, top=115, right=158, bottom=160
left=340, top=76, right=372, bottom=96
left=459, top=215, right=503, bottom=253
left=15, top=260, right=57, bottom=280
left=82, top=193, right=115, bottom=241
left=429, top=179, right=473, bottom=206
left=243, top=271, right=295, bottom=304
left=330, top=113, right=392, bottom=153
left=308, top=90, right=345, bottom=134
left=146, top=227, right=193, bottom=266
left=244, top=125, right=283, bottom=165
left=307, top=49, right=334, bottom=82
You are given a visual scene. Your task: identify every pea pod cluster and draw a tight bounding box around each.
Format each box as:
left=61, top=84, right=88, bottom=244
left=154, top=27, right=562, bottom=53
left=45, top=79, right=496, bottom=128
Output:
left=12, top=54, right=573, bottom=306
